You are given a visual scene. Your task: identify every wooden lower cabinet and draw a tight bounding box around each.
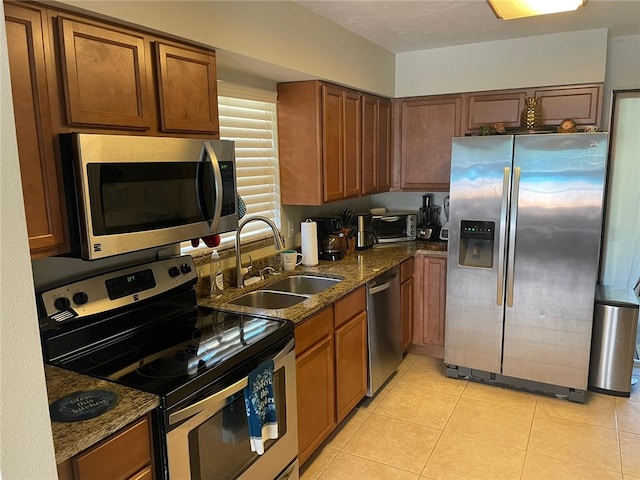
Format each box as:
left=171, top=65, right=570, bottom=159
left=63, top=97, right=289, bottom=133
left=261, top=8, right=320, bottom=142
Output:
left=334, top=286, right=367, bottom=423
left=295, top=287, right=367, bottom=466
left=295, top=307, right=335, bottom=465
left=400, top=258, right=414, bottom=352
left=412, top=255, right=447, bottom=358
left=57, top=416, right=153, bottom=480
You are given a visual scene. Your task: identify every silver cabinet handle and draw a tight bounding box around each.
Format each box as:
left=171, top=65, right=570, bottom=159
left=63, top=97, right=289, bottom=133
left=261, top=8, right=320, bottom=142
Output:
left=506, top=167, right=521, bottom=307
left=497, top=167, right=510, bottom=306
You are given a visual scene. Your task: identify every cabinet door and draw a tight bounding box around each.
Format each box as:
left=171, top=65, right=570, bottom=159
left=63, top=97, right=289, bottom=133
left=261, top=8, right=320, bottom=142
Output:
left=5, top=3, right=68, bottom=257
left=57, top=17, right=150, bottom=129
left=295, top=308, right=335, bottom=466
left=322, top=85, right=345, bottom=202
left=73, top=417, right=152, bottom=480
left=413, top=256, right=447, bottom=349
left=361, top=94, right=378, bottom=195
left=533, top=85, right=602, bottom=127
left=377, top=98, right=392, bottom=192
left=335, top=311, right=368, bottom=423
left=400, top=258, right=414, bottom=352
left=400, top=96, right=461, bottom=191
left=155, top=42, right=219, bottom=133
left=343, top=90, right=361, bottom=198
left=464, top=90, right=528, bottom=133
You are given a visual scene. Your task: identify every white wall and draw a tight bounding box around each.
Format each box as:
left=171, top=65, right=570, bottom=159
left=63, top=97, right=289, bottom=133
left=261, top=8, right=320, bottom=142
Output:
left=395, top=29, right=608, bottom=97
left=56, top=0, right=396, bottom=97
left=0, top=2, right=58, bottom=477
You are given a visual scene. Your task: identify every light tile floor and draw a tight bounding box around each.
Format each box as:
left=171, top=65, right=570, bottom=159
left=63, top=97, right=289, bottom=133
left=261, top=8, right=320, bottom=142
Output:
left=300, top=354, right=640, bottom=480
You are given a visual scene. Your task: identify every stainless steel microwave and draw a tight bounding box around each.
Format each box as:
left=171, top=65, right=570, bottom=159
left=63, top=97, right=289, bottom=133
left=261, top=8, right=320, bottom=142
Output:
left=372, top=212, right=417, bottom=243
left=59, top=133, right=238, bottom=260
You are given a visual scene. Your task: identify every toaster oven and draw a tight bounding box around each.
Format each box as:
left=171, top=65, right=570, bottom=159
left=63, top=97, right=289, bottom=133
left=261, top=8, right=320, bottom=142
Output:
left=372, top=212, right=417, bottom=243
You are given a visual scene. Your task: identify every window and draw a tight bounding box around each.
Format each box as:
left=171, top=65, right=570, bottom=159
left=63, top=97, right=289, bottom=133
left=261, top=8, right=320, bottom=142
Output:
left=182, top=82, right=281, bottom=253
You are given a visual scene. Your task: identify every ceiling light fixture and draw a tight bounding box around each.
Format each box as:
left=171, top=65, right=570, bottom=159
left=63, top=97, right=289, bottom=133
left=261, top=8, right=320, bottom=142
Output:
left=487, top=0, right=586, bottom=20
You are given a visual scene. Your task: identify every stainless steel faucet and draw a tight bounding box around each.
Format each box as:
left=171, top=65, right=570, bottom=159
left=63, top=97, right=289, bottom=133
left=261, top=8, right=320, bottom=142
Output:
left=235, top=216, right=285, bottom=288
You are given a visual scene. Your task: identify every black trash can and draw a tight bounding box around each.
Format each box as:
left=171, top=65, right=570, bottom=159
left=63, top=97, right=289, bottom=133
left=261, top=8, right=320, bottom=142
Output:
left=588, top=285, right=639, bottom=397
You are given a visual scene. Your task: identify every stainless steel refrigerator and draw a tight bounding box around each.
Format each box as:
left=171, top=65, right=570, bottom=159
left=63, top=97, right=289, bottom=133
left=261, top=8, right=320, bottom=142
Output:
left=444, top=133, right=608, bottom=402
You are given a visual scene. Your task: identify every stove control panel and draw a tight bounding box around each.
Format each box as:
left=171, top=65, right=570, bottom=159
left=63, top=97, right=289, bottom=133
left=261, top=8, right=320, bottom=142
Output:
left=40, top=255, right=197, bottom=322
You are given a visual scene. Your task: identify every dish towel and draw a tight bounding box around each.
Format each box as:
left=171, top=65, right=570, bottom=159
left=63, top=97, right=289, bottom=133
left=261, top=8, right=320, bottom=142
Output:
left=243, top=359, right=278, bottom=455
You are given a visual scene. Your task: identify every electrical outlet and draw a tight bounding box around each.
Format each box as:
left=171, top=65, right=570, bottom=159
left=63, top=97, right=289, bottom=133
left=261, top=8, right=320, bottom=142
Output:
left=287, top=220, right=295, bottom=238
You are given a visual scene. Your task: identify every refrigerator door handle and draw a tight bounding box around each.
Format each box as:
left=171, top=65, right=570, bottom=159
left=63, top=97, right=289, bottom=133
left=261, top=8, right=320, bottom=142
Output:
left=506, top=166, right=521, bottom=307
left=497, top=167, right=510, bottom=306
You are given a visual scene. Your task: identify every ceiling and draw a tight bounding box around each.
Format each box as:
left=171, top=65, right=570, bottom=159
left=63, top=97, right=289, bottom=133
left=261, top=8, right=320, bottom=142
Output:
left=297, top=0, right=640, bottom=53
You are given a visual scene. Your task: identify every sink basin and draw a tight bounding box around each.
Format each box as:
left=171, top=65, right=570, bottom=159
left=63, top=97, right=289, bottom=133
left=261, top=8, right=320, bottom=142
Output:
left=266, top=275, right=341, bottom=295
left=228, top=290, right=309, bottom=309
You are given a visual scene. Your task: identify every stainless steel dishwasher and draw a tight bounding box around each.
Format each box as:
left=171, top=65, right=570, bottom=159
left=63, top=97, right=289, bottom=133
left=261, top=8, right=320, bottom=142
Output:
left=366, top=266, right=402, bottom=396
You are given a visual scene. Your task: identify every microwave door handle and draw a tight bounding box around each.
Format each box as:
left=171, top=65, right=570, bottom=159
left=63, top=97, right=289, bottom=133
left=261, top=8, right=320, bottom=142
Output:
left=380, top=216, right=400, bottom=222
left=199, top=142, right=224, bottom=231
left=169, top=376, right=248, bottom=426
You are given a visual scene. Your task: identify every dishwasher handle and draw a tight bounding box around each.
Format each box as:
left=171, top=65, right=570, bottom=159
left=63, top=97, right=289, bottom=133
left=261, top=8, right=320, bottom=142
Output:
left=368, top=271, right=399, bottom=295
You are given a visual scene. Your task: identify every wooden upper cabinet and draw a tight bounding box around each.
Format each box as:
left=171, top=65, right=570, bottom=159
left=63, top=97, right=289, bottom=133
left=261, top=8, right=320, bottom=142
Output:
left=361, top=95, right=391, bottom=195
left=322, top=84, right=345, bottom=202
left=57, top=17, right=150, bottom=129
left=278, top=81, right=362, bottom=205
left=361, top=94, right=378, bottom=195
left=343, top=90, right=361, bottom=198
left=400, top=95, right=461, bottom=191
left=464, top=90, right=528, bottom=133
left=155, top=42, right=219, bottom=133
left=377, top=98, right=391, bottom=193
left=533, top=84, right=602, bottom=127
left=5, top=3, right=68, bottom=257
left=463, top=84, right=603, bottom=134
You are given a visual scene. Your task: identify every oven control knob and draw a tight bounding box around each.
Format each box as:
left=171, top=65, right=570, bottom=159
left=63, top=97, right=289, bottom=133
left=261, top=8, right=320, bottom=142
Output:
left=54, top=297, right=70, bottom=311
left=169, top=266, right=181, bottom=278
left=73, top=292, right=89, bottom=306
left=180, top=263, right=192, bottom=274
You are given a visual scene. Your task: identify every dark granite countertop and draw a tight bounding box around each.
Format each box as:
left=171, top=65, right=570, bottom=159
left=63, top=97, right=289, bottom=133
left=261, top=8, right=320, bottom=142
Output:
left=45, top=365, right=159, bottom=464
left=198, top=241, right=447, bottom=325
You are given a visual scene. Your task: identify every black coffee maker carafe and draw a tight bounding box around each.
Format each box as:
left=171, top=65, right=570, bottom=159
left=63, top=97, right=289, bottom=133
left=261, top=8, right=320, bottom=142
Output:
left=310, top=217, right=344, bottom=261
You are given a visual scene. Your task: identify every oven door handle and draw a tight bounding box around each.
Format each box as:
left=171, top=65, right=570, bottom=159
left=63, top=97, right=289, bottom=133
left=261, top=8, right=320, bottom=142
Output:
left=169, top=376, right=248, bottom=426
left=168, top=338, right=295, bottom=426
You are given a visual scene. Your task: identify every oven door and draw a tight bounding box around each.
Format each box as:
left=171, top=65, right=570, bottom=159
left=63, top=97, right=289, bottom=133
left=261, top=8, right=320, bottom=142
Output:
left=166, top=339, right=298, bottom=480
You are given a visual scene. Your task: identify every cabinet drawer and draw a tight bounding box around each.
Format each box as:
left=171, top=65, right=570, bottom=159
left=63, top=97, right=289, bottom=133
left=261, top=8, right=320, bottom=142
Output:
left=401, top=258, right=414, bottom=283
left=73, top=417, right=151, bottom=480
left=334, top=286, right=366, bottom=328
left=295, top=306, right=334, bottom=354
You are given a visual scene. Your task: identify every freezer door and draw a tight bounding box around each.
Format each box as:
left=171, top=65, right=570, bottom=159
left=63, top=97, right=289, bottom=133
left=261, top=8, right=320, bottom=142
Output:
left=445, top=136, right=514, bottom=373
left=502, top=133, right=608, bottom=390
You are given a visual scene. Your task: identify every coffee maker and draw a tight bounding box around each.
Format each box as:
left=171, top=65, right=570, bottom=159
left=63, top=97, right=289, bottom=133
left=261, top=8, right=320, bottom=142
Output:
left=310, top=217, right=344, bottom=261
left=417, top=194, right=440, bottom=240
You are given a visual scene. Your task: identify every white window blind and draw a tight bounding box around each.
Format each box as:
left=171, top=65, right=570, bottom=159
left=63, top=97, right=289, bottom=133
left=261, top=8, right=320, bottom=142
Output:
left=181, top=82, right=281, bottom=253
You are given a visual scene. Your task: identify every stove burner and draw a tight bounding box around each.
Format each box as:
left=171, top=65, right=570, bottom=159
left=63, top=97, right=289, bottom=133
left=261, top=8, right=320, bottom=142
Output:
left=89, top=345, right=139, bottom=367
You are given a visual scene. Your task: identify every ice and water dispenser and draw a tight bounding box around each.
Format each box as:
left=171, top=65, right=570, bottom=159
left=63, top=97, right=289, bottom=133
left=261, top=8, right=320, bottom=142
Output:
left=458, top=220, right=495, bottom=269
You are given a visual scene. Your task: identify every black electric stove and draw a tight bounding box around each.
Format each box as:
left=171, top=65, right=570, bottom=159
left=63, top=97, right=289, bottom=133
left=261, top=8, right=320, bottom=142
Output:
left=38, top=255, right=293, bottom=409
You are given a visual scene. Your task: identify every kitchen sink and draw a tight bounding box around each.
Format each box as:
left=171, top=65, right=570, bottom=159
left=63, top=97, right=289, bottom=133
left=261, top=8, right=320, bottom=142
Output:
left=266, top=275, right=342, bottom=295
left=228, top=290, right=309, bottom=309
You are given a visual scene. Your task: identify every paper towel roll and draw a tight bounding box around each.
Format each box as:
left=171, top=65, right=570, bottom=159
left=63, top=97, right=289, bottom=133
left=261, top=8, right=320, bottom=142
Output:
left=301, top=220, right=319, bottom=266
